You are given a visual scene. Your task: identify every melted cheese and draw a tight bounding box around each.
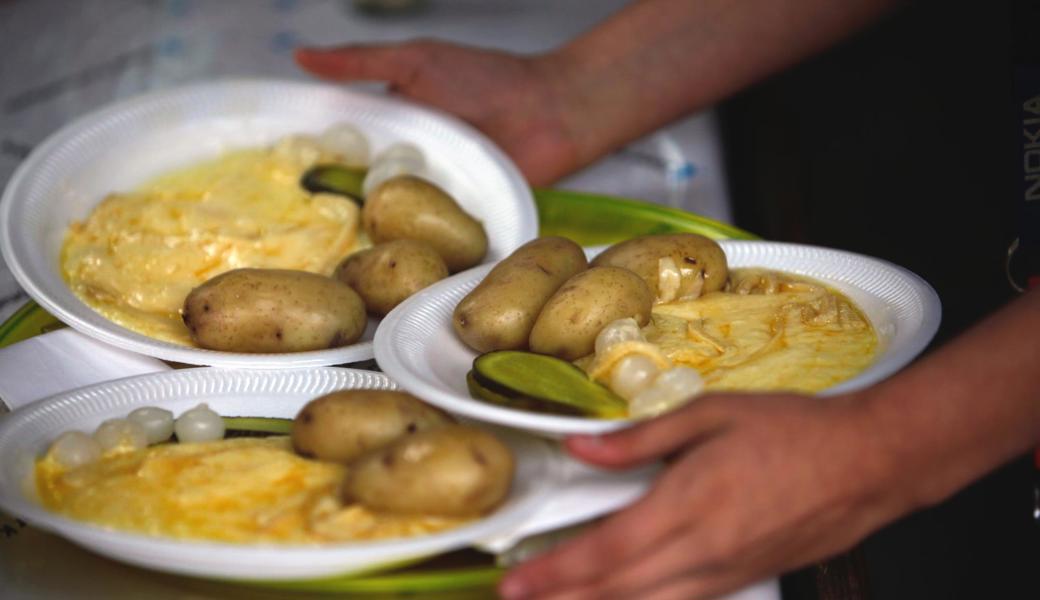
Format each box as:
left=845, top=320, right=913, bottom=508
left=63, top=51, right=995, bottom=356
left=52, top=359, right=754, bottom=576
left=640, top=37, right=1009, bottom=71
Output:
left=36, top=437, right=467, bottom=544
left=586, top=268, right=877, bottom=394
left=61, top=148, right=363, bottom=346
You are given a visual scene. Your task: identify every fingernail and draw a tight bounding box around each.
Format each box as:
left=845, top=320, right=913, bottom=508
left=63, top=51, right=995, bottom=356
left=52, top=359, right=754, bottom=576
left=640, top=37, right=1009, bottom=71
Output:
left=498, top=576, right=529, bottom=599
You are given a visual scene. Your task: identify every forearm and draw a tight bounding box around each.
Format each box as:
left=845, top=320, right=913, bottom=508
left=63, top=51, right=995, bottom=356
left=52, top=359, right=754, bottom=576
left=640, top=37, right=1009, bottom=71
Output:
left=863, top=288, right=1040, bottom=512
left=541, top=0, right=902, bottom=166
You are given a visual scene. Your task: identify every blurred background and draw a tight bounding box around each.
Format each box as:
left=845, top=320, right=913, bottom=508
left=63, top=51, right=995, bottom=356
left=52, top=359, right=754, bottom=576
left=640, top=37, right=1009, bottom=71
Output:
left=0, top=0, right=731, bottom=324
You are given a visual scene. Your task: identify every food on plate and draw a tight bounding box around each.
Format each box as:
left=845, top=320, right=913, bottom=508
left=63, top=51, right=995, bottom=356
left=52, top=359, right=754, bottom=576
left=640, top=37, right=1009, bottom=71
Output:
left=590, top=232, right=729, bottom=302
left=580, top=266, right=876, bottom=416
left=609, top=268, right=873, bottom=390
left=181, top=268, right=366, bottom=353
left=47, top=403, right=226, bottom=473
left=342, top=424, right=515, bottom=517
left=299, top=141, right=430, bottom=205
left=334, top=240, right=449, bottom=316
left=291, top=390, right=455, bottom=463
left=453, top=236, right=588, bottom=353
left=36, top=395, right=514, bottom=543
left=528, top=266, right=654, bottom=361
left=62, top=124, right=488, bottom=352
left=36, top=436, right=469, bottom=543
left=600, top=350, right=706, bottom=418
left=93, top=418, right=149, bottom=453
left=467, top=351, right=627, bottom=418
left=455, top=234, right=879, bottom=419
left=362, top=142, right=427, bottom=197
left=317, top=122, right=371, bottom=167
left=300, top=164, right=367, bottom=204
left=126, top=406, right=175, bottom=444
left=173, top=403, right=226, bottom=443
left=362, top=175, right=488, bottom=273
left=45, top=431, right=102, bottom=470
left=61, top=127, right=368, bottom=347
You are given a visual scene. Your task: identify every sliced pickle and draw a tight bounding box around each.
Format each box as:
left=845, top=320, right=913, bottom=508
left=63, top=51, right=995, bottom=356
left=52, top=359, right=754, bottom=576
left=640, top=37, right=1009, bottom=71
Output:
left=467, top=371, right=586, bottom=417
left=223, top=416, right=292, bottom=438
left=469, top=351, right=628, bottom=419
left=300, top=164, right=366, bottom=204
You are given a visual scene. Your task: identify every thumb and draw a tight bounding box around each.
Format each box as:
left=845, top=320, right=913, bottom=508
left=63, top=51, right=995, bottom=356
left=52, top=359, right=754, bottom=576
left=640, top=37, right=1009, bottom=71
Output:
left=294, top=45, right=419, bottom=83
left=564, top=397, right=728, bottom=468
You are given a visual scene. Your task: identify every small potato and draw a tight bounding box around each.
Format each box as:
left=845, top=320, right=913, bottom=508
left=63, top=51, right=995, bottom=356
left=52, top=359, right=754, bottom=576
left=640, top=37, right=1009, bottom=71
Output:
left=292, top=390, right=454, bottom=463
left=342, top=425, right=514, bottom=517
left=590, top=233, right=729, bottom=302
left=453, top=236, right=588, bottom=353
left=529, top=266, right=653, bottom=361
left=362, top=175, right=488, bottom=273
left=182, top=268, right=365, bottom=353
left=335, top=240, right=449, bottom=316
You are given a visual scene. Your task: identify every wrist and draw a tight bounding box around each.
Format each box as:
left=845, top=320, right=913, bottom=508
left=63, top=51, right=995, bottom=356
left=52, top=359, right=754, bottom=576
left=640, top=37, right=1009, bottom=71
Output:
left=853, top=382, right=975, bottom=516
left=823, top=392, right=921, bottom=532
left=528, top=49, right=610, bottom=175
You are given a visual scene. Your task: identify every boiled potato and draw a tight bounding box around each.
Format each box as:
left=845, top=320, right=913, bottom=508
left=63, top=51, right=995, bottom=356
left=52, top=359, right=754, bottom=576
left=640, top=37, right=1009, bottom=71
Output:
left=335, top=240, right=449, bottom=316
left=181, top=268, right=365, bottom=353
left=362, top=175, right=488, bottom=273
left=342, top=424, right=514, bottom=517
left=291, top=390, right=454, bottom=463
left=590, top=233, right=728, bottom=302
left=453, top=236, right=588, bottom=352
left=529, top=266, right=653, bottom=360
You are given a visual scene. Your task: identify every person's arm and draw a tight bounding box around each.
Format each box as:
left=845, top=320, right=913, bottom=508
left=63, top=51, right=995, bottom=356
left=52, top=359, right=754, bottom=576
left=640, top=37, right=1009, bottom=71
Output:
left=296, top=0, right=901, bottom=185
left=535, top=0, right=901, bottom=178
left=864, top=287, right=1040, bottom=508
left=495, top=287, right=1040, bottom=599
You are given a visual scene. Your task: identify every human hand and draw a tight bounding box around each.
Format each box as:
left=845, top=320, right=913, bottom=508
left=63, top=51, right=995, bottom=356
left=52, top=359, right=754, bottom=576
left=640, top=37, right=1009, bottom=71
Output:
left=295, top=42, right=581, bottom=186
left=499, top=392, right=906, bottom=600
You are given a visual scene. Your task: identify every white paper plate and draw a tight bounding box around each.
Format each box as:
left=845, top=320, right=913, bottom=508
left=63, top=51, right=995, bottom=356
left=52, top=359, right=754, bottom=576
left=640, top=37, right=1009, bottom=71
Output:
left=0, top=78, right=537, bottom=368
left=375, top=240, right=942, bottom=438
left=0, top=367, right=571, bottom=581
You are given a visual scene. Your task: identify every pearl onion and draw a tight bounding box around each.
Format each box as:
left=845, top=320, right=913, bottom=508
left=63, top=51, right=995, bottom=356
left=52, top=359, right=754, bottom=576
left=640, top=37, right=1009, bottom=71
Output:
left=657, top=256, right=681, bottom=303
left=127, top=406, right=175, bottom=444
left=361, top=155, right=426, bottom=197
left=373, top=142, right=425, bottom=166
left=93, top=418, right=149, bottom=453
left=609, top=354, right=660, bottom=400
left=47, top=431, right=102, bottom=470
left=272, top=134, right=325, bottom=167
left=318, top=123, right=370, bottom=167
left=594, top=317, right=644, bottom=355
left=629, top=366, right=704, bottom=418
left=174, top=403, right=225, bottom=443
left=678, top=269, right=705, bottom=301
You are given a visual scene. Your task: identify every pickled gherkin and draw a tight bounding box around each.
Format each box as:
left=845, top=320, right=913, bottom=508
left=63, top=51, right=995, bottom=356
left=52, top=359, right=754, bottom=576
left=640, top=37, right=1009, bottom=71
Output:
left=300, top=164, right=366, bottom=204
left=221, top=416, right=292, bottom=438
left=468, top=351, right=628, bottom=419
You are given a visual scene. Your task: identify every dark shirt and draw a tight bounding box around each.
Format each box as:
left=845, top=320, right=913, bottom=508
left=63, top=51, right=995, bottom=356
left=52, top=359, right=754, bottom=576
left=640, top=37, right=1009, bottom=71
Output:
left=719, top=0, right=1038, bottom=597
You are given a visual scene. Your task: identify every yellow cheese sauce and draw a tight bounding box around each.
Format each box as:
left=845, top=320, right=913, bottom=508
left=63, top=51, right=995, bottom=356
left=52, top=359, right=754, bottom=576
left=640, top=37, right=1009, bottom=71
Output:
left=36, top=437, right=468, bottom=544
left=61, top=148, right=363, bottom=346
left=587, top=268, right=877, bottom=394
